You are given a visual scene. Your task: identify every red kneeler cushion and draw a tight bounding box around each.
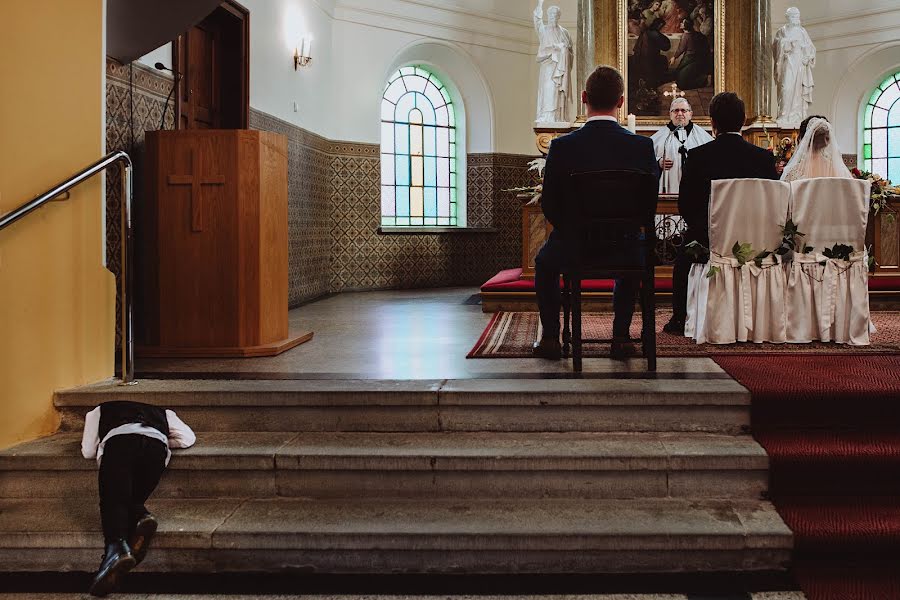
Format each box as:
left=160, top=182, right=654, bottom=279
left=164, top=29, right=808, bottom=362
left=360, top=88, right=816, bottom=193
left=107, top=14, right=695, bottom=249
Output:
left=870, top=276, right=900, bottom=291
left=480, top=268, right=673, bottom=293
left=482, top=269, right=900, bottom=294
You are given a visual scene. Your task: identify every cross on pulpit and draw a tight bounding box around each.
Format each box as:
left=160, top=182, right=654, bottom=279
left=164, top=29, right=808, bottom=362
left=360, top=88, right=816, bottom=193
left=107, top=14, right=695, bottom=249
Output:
left=166, top=149, right=225, bottom=232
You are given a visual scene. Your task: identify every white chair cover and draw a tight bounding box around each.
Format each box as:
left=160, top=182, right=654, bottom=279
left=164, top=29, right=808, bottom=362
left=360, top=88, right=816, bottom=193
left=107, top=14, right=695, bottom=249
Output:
left=687, top=179, right=791, bottom=344
left=787, top=177, right=872, bottom=345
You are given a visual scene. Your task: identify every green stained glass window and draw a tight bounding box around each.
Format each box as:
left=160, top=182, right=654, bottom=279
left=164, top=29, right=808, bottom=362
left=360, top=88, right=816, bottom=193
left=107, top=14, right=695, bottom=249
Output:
left=381, top=66, right=459, bottom=227
left=863, top=73, right=900, bottom=183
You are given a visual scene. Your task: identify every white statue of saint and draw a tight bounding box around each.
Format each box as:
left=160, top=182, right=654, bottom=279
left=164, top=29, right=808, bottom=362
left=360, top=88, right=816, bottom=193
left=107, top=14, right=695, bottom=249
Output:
left=773, top=7, right=816, bottom=128
left=534, top=0, right=573, bottom=124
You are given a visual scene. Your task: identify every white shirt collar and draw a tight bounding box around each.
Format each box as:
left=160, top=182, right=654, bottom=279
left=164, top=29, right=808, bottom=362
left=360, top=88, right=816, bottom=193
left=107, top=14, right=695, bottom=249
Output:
left=721, top=131, right=743, bottom=136
left=586, top=115, right=619, bottom=123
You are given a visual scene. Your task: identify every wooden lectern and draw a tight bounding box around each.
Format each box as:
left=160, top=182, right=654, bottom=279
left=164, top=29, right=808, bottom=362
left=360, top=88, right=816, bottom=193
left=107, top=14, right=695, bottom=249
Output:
left=139, top=129, right=313, bottom=357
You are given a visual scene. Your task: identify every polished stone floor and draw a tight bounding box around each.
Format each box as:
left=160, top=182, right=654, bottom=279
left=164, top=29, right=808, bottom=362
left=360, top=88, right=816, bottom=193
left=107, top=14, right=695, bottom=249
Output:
left=136, top=288, right=727, bottom=380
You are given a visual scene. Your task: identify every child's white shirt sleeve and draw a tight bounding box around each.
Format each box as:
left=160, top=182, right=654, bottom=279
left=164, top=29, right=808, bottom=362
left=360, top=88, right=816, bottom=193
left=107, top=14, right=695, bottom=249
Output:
left=80, top=407, right=101, bottom=459
left=165, top=409, right=196, bottom=449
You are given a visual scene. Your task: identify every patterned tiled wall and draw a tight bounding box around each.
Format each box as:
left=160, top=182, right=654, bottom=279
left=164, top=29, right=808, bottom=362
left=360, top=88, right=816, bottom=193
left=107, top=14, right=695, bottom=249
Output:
left=249, top=110, right=331, bottom=306
left=327, top=150, right=532, bottom=292
left=106, top=60, right=175, bottom=346
left=251, top=111, right=536, bottom=296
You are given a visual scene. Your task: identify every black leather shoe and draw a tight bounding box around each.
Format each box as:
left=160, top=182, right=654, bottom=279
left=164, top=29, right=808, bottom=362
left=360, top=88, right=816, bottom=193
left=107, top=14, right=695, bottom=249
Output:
left=130, top=513, right=158, bottom=567
left=663, top=318, right=685, bottom=336
left=532, top=337, right=562, bottom=360
left=610, top=338, right=638, bottom=361
left=89, top=539, right=135, bottom=597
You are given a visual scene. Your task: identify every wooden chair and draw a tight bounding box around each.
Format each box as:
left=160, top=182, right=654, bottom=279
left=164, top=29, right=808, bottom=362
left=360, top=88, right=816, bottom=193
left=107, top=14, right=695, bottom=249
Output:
left=561, top=170, right=659, bottom=372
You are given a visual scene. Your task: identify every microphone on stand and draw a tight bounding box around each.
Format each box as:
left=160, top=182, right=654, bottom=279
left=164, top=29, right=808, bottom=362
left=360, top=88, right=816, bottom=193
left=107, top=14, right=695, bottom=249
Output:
left=155, top=62, right=182, bottom=131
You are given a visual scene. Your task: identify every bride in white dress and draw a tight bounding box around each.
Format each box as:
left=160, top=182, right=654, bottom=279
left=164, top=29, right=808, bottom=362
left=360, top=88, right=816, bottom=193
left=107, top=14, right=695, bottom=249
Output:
left=781, top=116, right=852, bottom=181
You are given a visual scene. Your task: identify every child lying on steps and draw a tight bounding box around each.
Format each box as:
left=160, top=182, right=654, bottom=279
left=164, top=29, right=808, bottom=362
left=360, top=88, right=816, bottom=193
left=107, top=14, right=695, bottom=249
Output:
left=81, top=400, right=196, bottom=596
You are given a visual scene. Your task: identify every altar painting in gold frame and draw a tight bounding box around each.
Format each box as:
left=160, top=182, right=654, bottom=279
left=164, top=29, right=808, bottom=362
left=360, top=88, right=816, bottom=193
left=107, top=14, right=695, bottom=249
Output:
left=619, top=0, right=725, bottom=125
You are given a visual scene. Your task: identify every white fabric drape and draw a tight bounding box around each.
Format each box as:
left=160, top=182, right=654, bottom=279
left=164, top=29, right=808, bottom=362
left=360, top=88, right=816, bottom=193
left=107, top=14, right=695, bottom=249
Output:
left=786, top=177, right=872, bottom=345
left=688, top=179, right=792, bottom=344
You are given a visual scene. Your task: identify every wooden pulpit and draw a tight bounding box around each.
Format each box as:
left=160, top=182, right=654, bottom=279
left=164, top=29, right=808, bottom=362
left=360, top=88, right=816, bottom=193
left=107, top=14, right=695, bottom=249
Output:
left=138, top=129, right=313, bottom=357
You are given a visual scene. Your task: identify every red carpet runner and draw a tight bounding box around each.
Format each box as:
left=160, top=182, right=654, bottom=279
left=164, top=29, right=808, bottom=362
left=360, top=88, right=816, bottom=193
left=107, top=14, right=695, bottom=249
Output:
left=713, top=355, right=900, bottom=600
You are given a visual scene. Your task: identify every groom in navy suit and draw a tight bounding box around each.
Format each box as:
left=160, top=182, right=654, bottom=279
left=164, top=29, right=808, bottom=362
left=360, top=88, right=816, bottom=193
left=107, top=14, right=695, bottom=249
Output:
left=533, top=66, right=660, bottom=360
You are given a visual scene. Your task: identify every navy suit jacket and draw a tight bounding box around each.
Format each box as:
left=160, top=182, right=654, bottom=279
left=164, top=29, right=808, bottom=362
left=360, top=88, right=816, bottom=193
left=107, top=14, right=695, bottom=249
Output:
left=678, top=133, right=779, bottom=245
left=540, top=119, right=661, bottom=241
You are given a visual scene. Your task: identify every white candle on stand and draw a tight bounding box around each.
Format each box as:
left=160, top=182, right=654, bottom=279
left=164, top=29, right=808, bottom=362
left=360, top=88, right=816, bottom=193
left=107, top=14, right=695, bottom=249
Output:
left=627, top=114, right=636, bottom=133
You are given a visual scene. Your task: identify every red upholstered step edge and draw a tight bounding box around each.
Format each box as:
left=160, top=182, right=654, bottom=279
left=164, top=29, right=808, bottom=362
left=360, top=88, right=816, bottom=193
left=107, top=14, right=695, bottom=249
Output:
left=481, top=268, right=673, bottom=293
left=758, top=431, right=900, bottom=464
left=773, top=496, right=900, bottom=554
left=870, top=276, right=900, bottom=291
left=793, top=559, right=900, bottom=600
left=757, top=431, right=900, bottom=496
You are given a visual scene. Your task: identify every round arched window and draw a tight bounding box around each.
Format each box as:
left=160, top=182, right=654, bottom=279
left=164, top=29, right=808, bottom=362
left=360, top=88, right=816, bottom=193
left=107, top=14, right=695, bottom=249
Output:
left=862, top=71, right=900, bottom=182
left=380, top=66, right=459, bottom=227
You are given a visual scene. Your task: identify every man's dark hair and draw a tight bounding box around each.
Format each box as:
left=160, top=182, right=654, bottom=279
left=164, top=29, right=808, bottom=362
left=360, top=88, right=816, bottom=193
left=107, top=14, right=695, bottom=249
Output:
left=586, top=66, right=624, bottom=111
left=709, top=92, right=745, bottom=133
left=799, top=115, right=828, bottom=140
left=682, top=17, right=695, bottom=31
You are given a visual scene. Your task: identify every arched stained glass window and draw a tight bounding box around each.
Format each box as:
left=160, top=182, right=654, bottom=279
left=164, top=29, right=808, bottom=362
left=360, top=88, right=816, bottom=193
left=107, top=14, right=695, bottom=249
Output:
left=863, top=72, right=900, bottom=183
left=381, top=66, right=458, bottom=227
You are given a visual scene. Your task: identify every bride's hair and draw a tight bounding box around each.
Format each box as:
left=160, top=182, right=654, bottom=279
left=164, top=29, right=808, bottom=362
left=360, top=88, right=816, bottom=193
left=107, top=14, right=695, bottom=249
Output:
left=799, top=114, right=828, bottom=141
left=812, top=126, right=830, bottom=153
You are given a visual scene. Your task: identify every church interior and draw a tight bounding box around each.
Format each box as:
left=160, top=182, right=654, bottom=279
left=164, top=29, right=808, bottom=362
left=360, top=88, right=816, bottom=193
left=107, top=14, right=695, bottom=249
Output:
left=1, top=1, right=900, bottom=599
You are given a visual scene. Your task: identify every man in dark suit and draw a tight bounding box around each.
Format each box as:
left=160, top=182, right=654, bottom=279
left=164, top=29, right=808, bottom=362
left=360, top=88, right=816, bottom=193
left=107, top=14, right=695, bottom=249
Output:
left=533, top=66, right=660, bottom=360
left=664, top=92, right=779, bottom=335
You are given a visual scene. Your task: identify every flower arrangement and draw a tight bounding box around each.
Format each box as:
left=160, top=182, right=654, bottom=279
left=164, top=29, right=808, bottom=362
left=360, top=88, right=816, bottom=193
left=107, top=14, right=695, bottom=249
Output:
left=851, top=167, right=899, bottom=220
left=773, top=136, right=795, bottom=165
left=503, top=158, right=545, bottom=200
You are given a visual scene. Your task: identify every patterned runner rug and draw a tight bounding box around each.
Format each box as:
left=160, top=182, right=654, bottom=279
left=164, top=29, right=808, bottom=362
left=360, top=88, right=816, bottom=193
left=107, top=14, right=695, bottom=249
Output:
left=468, top=310, right=900, bottom=358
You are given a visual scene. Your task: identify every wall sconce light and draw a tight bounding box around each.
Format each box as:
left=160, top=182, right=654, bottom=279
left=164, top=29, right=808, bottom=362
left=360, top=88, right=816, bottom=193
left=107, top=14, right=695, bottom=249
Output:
left=294, top=37, right=313, bottom=70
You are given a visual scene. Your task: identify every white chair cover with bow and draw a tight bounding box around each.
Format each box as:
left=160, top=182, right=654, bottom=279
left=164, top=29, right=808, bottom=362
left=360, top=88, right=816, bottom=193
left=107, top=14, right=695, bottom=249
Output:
left=787, top=177, right=872, bottom=345
left=687, top=179, right=791, bottom=344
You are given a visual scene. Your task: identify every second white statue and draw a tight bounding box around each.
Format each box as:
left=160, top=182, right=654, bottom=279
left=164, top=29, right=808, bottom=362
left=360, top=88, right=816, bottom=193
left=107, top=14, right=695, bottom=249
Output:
left=534, top=0, right=573, bottom=125
left=773, top=7, right=816, bottom=128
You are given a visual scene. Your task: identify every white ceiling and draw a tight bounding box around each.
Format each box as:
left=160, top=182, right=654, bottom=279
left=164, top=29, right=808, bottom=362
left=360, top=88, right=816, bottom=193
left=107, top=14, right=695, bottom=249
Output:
left=335, top=0, right=578, bottom=27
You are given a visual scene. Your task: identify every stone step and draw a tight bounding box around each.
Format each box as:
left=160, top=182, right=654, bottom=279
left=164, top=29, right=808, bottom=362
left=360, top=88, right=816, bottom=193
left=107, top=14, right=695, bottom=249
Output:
left=54, top=378, right=751, bottom=434
left=0, top=432, right=769, bottom=500
left=0, top=497, right=792, bottom=574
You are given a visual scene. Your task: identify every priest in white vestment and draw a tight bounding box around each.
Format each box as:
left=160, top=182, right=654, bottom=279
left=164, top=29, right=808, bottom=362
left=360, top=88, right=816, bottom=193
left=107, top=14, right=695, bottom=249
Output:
left=651, top=98, right=713, bottom=194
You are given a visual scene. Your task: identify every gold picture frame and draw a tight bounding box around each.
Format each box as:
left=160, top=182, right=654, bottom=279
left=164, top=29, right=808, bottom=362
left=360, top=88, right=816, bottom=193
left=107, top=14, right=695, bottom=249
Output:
left=617, top=0, right=726, bottom=126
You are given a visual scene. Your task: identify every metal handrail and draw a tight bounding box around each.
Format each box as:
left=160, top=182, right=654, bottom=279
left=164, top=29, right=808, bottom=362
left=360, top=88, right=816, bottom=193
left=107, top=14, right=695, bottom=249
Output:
left=0, top=151, right=136, bottom=385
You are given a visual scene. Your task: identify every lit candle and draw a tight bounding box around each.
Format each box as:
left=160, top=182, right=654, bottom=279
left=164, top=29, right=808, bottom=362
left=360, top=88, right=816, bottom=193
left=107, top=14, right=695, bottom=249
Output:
left=627, top=114, right=636, bottom=133
left=306, top=37, right=312, bottom=58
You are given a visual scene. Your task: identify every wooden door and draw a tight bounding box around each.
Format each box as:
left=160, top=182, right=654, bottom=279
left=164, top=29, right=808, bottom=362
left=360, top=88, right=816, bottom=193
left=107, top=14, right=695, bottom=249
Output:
left=175, top=1, right=249, bottom=130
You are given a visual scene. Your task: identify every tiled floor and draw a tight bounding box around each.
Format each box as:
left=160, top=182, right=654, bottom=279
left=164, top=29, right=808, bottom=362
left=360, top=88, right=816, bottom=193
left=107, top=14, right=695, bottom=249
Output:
left=135, top=288, right=728, bottom=380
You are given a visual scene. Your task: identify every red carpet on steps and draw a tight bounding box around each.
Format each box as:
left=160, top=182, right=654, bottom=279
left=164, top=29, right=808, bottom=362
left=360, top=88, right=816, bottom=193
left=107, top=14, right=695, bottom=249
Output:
left=713, top=355, right=900, bottom=600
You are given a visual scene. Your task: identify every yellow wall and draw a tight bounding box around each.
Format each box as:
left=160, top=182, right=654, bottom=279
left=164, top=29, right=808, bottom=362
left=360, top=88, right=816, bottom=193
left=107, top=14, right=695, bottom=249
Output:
left=0, top=0, right=115, bottom=448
